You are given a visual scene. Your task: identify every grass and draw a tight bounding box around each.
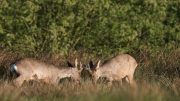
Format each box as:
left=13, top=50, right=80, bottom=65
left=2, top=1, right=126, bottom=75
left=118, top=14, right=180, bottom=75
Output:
left=0, top=80, right=170, bottom=101
left=0, top=49, right=180, bottom=101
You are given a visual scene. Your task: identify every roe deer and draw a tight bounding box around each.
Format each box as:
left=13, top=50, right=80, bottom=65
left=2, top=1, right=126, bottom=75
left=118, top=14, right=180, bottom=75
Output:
left=86, top=54, right=137, bottom=86
left=10, top=58, right=83, bottom=87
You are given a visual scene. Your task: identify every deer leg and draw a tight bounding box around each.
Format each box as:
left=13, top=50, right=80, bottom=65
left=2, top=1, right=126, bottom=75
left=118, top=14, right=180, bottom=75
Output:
left=118, top=78, right=123, bottom=86
left=127, top=75, right=136, bottom=87
left=107, top=78, right=113, bottom=86
left=51, top=78, right=59, bottom=86
left=42, top=77, right=51, bottom=84
left=13, top=75, right=29, bottom=87
left=107, top=81, right=112, bottom=86
left=125, top=76, right=130, bottom=83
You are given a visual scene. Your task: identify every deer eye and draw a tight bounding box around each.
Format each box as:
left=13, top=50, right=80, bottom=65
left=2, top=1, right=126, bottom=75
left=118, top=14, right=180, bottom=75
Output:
left=92, top=75, right=96, bottom=79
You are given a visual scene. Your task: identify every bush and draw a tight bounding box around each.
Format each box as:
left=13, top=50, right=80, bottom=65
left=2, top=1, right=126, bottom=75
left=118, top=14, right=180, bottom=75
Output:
left=0, top=0, right=180, bottom=56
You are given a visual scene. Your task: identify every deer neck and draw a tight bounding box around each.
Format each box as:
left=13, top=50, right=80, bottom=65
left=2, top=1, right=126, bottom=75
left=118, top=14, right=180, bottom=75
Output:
left=98, top=66, right=109, bottom=78
left=58, top=68, right=72, bottom=78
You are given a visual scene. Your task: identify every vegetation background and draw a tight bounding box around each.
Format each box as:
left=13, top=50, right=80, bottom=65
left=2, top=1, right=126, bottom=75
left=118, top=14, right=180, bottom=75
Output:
left=0, top=0, right=180, bottom=101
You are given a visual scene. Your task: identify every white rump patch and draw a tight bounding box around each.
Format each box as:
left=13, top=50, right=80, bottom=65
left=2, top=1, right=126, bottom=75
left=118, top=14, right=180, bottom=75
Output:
left=10, top=64, right=17, bottom=72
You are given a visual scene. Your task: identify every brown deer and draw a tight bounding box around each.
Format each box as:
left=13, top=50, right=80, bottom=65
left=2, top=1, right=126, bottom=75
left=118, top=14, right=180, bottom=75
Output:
left=86, top=54, right=137, bottom=86
left=10, top=58, right=83, bottom=87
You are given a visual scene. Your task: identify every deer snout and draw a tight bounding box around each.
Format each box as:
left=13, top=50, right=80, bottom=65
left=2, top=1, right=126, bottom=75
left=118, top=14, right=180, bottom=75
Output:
left=92, top=80, right=97, bottom=85
left=91, top=76, right=98, bottom=85
left=76, top=79, right=80, bottom=84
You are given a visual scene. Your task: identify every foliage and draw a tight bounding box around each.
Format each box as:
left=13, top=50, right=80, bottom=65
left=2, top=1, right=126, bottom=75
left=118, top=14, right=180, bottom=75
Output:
left=0, top=0, right=180, bottom=56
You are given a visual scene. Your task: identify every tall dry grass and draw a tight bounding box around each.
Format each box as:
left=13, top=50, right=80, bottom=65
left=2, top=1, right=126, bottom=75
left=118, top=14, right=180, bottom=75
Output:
left=0, top=79, right=169, bottom=101
left=0, top=49, right=180, bottom=101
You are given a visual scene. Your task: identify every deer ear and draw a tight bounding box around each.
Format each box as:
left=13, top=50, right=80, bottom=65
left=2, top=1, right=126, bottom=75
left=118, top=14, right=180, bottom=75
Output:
left=85, top=64, right=92, bottom=74
left=96, top=60, right=101, bottom=69
left=80, top=62, right=82, bottom=69
left=89, top=60, right=94, bottom=68
left=67, top=61, right=74, bottom=67
left=79, top=62, right=83, bottom=73
left=75, top=58, right=78, bottom=68
left=80, top=62, right=83, bottom=70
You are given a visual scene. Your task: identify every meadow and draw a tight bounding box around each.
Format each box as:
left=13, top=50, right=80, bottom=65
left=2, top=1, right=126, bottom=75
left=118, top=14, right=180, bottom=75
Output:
left=0, top=49, right=180, bottom=101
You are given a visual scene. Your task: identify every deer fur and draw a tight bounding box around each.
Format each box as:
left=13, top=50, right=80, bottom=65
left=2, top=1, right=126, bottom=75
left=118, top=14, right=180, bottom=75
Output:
left=10, top=58, right=83, bottom=87
left=86, top=54, right=137, bottom=86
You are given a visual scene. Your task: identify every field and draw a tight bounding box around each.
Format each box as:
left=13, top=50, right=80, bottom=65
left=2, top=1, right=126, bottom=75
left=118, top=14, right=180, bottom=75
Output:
left=0, top=49, right=180, bottom=101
